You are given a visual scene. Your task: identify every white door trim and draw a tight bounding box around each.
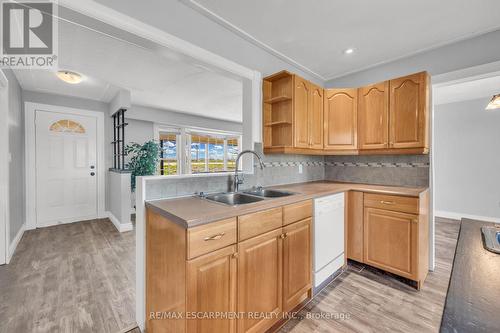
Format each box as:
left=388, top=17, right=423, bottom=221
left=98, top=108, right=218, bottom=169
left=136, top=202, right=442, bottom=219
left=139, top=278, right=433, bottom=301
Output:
left=25, top=102, right=106, bottom=230
left=0, top=70, right=8, bottom=265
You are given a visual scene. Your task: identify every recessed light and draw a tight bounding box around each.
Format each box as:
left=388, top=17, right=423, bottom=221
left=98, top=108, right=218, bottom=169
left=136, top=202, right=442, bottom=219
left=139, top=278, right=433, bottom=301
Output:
left=486, top=93, right=500, bottom=110
left=56, top=70, right=83, bottom=84
left=343, top=48, right=355, bottom=55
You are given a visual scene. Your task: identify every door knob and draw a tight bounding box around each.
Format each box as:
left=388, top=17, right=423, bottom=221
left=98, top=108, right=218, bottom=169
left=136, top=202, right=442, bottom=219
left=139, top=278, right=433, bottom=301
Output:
left=90, top=172, right=95, bottom=176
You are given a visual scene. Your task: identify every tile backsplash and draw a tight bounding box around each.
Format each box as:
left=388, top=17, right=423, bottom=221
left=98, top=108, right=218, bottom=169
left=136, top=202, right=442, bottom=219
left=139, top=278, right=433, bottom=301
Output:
left=324, top=154, right=429, bottom=187
left=145, top=143, right=430, bottom=201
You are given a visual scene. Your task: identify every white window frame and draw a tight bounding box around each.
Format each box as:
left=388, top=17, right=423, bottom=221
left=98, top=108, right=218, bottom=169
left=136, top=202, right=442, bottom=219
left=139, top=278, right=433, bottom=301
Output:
left=154, top=125, right=181, bottom=175
left=186, top=129, right=242, bottom=174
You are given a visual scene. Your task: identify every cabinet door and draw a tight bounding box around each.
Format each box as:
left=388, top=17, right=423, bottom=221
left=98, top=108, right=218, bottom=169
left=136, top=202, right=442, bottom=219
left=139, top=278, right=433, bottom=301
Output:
left=324, top=88, right=358, bottom=150
left=294, top=76, right=310, bottom=148
left=186, top=245, right=237, bottom=333
left=358, top=82, right=389, bottom=150
left=346, top=191, right=364, bottom=262
left=238, top=229, right=283, bottom=333
left=283, top=218, right=312, bottom=312
left=309, top=84, right=324, bottom=149
left=363, top=208, right=418, bottom=279
left=389, top=72, right=428, bottom=149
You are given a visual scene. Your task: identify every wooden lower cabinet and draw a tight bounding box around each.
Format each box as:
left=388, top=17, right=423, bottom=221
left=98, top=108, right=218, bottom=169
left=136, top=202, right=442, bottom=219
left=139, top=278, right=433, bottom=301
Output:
left=345, top=191, right=429, bottom=289
left=238, top=228, right=283, bottom=333
left=363, top=208, right=418, bottom=279
left=146, top=201, right=313, bottom=333
left=283, top=218, right=312, bottom=312
left=186, top=245, right=237, bottom=333
left=346, top=191, right=364, bottom=262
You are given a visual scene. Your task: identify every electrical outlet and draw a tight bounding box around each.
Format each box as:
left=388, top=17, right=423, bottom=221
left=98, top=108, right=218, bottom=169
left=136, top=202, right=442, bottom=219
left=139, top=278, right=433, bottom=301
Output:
left=298, top=164, right=303, bottom=174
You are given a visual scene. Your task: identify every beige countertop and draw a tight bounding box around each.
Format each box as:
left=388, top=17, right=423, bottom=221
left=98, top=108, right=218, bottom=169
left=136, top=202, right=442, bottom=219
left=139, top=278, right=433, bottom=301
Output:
left=145, top=181, right=428, bottom=228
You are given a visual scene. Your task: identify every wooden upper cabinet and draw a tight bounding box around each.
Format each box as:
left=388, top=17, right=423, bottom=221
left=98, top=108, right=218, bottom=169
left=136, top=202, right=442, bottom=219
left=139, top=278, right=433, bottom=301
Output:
left=283, top=218, right=312, bottom=312
left=389, top=72, right=429, bottom=149
left=358, top=82, right=389, bottom=150
left=324, top=88, right=358, bottom=150
left=309, top=83, right=324, bottom=149
left=294, top=76, right=310, bottom=148
left=186, top=246, right=237, bottom=333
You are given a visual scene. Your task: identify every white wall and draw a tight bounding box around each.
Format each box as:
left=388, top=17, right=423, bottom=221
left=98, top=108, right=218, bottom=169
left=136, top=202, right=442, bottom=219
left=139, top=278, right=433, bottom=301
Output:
left=127, top=104, right=242, bottom=134
left=3, top=69, right=25, bottom=244
left=434, top=97, right=500, bottom=222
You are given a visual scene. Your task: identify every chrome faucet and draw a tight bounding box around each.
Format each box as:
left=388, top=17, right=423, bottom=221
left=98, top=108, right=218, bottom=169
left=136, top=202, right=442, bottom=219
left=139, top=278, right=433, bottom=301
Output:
left=233, top=150, right=265, bottom=192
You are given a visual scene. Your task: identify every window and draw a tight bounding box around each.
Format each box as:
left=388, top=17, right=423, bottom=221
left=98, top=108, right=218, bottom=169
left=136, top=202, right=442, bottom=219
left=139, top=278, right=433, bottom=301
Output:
left=155, top=124, right=241, bottom=176
left=159, top=133, right=179, bottom=175
left=188, top=132, right=241, bottom=174
left=226, top=137, right=239, bottom=171
left=49, top=119, right=85, bottom=134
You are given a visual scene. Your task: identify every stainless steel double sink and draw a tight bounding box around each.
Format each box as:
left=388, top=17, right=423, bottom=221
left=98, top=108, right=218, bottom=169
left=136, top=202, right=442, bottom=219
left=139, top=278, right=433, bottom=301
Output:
left=204, top=188, right=295, bottom=206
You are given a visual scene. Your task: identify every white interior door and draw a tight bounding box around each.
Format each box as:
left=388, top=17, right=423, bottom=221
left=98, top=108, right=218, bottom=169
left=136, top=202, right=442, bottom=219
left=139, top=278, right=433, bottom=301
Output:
left=35, top=110, right=98, bottom=227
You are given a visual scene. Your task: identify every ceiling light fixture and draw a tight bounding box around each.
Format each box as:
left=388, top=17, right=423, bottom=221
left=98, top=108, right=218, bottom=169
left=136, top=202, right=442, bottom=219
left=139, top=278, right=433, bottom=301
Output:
left=56, top=70, right=83, bottom=84
left=486, top=94, right=500, bottom=110
left=343, top=48, right=355, bottom=55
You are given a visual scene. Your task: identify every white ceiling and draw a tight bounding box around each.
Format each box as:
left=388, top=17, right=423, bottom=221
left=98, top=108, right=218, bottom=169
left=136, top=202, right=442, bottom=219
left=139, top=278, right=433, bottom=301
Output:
left=14, top=17, right=243, bottom=122
left=187, top=0, right=500, bottom=80
left=434, top=74, right=500, bottom=105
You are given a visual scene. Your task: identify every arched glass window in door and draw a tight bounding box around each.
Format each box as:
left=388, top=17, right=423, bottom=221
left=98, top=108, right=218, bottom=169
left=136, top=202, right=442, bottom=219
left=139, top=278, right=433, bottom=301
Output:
left=49, top=119, right=85, bottom=134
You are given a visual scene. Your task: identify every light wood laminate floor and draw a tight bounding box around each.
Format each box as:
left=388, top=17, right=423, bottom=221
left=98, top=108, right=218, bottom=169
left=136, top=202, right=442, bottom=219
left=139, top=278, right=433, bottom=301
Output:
left=0, top=218, right=136, bottom=333
left=1, top=217, right=459, bottom=333
left=279, top=217, right=460, bottom=333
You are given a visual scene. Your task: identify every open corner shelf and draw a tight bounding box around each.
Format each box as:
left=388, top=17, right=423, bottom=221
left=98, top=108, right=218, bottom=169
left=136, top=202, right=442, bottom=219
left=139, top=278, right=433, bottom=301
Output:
left=264, top=121, right=292, bottom=127
left=264, top=96, right=292, bottom=104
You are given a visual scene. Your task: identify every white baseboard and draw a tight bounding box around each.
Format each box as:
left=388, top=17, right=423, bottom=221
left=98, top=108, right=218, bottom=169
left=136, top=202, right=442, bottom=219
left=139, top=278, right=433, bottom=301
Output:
left=7, top=223, right=25, bottom=264
left=106, top=211, right=134, bottom=233
left=435, top=210, right=500, bottom=224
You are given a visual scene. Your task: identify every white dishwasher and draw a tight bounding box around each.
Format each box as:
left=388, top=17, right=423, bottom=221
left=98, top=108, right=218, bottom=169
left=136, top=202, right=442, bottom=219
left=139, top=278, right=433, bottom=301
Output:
left=313, top=193, right=345, bottom=289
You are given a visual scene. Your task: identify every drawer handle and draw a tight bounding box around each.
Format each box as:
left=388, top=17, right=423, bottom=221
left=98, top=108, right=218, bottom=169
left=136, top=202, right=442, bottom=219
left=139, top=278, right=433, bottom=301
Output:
left=204, top=232, right=225, bottom=241
left=380, top=200, right=395, bottom=205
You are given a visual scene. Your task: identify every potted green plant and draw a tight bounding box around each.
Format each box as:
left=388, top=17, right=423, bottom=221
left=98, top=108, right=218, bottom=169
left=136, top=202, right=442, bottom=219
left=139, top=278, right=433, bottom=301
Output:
left=125, top=140, right=160, bottom=191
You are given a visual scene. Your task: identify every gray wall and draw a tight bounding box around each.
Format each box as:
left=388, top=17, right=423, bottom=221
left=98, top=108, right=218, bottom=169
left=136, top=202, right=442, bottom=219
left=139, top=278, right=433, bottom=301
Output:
left=93, top=0, right=322, bottom=85
left=3, top=69, right=25, bottom=243
left=434, top=97, right=500, bottom=220
left=326, top=29, right=500, bottom=88
left=126, top=118, right=154, bottom=146
left=325, top=155, right=429, bottom=188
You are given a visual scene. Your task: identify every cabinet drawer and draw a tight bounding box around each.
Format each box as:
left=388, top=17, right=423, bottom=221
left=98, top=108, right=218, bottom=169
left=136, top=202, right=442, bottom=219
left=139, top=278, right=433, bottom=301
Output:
left=187, top=217, right=237, bottom=259
left=283, top=200, right=312, bottom=226
left=238, top=207, right=283, bottom=241
left=364, top=193, right=418, bottom=215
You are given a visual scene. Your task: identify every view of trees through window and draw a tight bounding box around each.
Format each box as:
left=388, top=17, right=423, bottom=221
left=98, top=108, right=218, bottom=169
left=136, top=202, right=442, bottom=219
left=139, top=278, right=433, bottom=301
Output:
left=157, top=129, right=241, bottom=175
